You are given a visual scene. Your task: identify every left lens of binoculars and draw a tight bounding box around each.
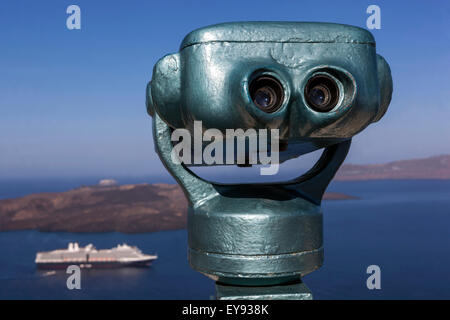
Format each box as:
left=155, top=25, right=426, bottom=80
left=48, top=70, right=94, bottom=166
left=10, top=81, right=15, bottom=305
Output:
left=249, top=75, right=284, bottom=113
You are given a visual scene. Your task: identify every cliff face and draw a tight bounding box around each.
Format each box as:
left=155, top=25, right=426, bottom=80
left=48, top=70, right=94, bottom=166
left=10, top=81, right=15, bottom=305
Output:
left=0, top=184, right=187, bottom=233
left=0, top=183, right=354, bottom=233
left=336, top=155, right=450, bottom=181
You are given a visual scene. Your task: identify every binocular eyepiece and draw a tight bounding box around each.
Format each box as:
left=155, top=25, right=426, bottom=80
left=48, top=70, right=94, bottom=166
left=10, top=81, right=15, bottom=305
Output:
left=250, top=72, right=342, bottom=114
left=304, top=74, right=340, bottom=112
left=249, top=74, right=284, bottom=113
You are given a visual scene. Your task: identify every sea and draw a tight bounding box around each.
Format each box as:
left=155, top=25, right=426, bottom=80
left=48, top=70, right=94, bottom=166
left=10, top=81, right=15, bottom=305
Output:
left=0, top=178, right=449, bottom=299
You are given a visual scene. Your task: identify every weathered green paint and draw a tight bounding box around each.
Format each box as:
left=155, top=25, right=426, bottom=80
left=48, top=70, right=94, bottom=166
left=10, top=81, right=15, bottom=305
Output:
left=146, top=22, right=392, bottom=298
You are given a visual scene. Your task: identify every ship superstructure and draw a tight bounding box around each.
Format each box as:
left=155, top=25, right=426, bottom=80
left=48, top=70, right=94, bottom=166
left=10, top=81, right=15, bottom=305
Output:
left=35, top=243, right=157, bottom=269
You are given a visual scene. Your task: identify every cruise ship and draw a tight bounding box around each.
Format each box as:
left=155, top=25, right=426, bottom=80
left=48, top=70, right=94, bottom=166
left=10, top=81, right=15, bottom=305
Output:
left=35, top=243, right=157, bottom=269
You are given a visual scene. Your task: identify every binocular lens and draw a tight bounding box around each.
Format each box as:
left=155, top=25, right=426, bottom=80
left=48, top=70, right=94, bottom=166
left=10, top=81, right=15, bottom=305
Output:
left=305, top=75, right=339, bottom=112
left=254, top=87, right=276, bottom=109
left=250, top=76, right=284, bottom=113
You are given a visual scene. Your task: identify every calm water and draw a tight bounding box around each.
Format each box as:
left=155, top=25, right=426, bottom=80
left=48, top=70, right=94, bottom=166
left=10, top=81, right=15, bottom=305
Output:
left=0, top=179, right=449, bottom=299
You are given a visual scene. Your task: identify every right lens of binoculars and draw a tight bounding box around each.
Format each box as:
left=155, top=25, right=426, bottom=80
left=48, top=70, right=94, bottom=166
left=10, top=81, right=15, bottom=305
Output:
left=305, top=74, right=340, bottom=112
left=249, top=75, right=284, bottom=113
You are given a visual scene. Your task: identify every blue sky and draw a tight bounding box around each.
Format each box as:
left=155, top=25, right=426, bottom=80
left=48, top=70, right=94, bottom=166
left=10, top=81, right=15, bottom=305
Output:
left=0, top=0, right=449, bottom=178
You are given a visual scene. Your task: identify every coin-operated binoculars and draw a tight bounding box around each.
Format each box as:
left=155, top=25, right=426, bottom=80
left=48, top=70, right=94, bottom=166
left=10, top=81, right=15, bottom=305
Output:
left=146, top=22, right=392, bottom=299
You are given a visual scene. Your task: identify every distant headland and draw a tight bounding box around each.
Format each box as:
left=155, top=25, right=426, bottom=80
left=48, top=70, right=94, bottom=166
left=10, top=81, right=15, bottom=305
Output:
left=335, top=154, right=450, bottom=181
